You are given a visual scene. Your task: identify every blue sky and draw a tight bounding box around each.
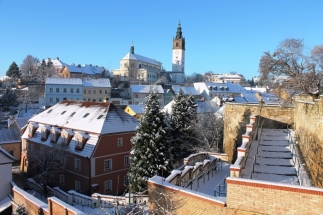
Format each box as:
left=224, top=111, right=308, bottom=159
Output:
left=0, top=0, right=322, bottom=80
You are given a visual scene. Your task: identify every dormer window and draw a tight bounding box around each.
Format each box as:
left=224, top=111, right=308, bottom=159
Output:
left=74, top=132, right=90, bottom=151
left=50, top=127, right=61, bottom=143
left=41, top=125, right=51, bottom=141
left=28, top=122, right=39, bottom=138
left=61, top=129, right=74, bottom=145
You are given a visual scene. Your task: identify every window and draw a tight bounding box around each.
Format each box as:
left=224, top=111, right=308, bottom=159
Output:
left=88, top=98, right=91, bottom=101
left=76, top=88, right=80, bottom=93
left=83, top=98, right=86, bottom=101
left=104, top=159, right=112, bottom=171
left=99, top=99, right=102, bottom=102
left=70, top=112, right=76, bottom=117
left=83, top=89, right=86, bottom=94
left=105, top=90, right=108, bottom=94
left=63, top=97, right=67, bottom=100
left=118, top=138, right=123, bottom=147
left=56, top=98, right=59, bottom=102
left=135, top=94, right=138, bottom=98
left=124, top=156, right=130, bottom=166
left=124, top=176, right=129, bottom=186
left=104, top=180, right=112, bottom=192
left=93, top=90, right=96, bottom=94
left=93, top=99, right=96, bottom=102
left=97, top=115, right=104, bottom=119
left=56, top=88, right=60, bottom=93
left=49, top=98, right=53, bottom=102
left=70, top=88, right=74, bottom=93
left=75, top=180, right=81, bottom=192
left=49, top=88, right=53, bottom=93
left=88, top=90, right=91, bottom=94
left=61, top=111, right=66, bottom=115
left=60, top=174, right=65, bottom=185
left=8, top=150, right=14, bottom=156
left=83, top=113, right=90, bottom=118
left=63, top=88, right=67, bottom=93
left=75, top=158, right=81, bottom=171
left=99, top=90, right=102, bottom=94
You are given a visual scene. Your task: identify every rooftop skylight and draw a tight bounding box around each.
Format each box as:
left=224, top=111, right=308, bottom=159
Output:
left=83, top=113, right=90, bottom=118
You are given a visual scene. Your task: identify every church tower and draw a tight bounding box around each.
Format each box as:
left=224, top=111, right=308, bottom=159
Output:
left=172, top=21, right=185, bottom=73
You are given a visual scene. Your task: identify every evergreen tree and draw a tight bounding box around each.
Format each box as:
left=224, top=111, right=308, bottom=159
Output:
left=6, top=61, right=20, bottom=79
left=171, top=88, right=197, bottom=161
left=128, top=89, right=173, bottom=193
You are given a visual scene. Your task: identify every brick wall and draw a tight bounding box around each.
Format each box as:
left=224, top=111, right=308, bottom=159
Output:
left=294, top=96, right=323, bottom=187
left=148, top=176, right=323, bottom=214
left=148, top=179, right=227, bottom=215
left=226, top=177, right=323, bottom=215
left=223, top=103, right=294, bottom=163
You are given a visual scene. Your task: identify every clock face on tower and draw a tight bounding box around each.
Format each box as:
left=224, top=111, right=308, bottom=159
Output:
left=175, top=50, right=179, bottom=54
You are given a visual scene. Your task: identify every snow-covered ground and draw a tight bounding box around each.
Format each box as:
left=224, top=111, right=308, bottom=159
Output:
left=241, top=128, right=309, bottom=185
left=189, top=162, right=230, bottom=196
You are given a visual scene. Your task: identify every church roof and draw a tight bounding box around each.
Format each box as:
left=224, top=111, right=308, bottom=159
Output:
left=122, top=53, right=161, bottom=66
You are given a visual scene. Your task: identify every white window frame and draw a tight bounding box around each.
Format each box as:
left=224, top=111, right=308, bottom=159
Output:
left=49, top=88, right=53, bottom=93
left=60, top=174, right=65, bottom=185
left=104, top=180, right=112, bottom=193
left=104, top=159, right=112, bottom=171
left=75, top=158, right=81, bottom=171
left=124, top=156, right=130, bottom=166
left=117, top=138, right=123, bottom=147
left=75, top=180, right=81, bottom=192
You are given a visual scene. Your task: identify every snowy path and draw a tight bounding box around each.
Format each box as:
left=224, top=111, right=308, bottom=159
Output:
left=189, top=162, right=230, bottom=196
left=241, top=128, right=299, bottom=185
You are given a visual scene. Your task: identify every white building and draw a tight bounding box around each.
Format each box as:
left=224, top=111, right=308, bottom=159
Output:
left=169, top=22, right=185, bottom=84
left=129, top=85, right=164, bottom=105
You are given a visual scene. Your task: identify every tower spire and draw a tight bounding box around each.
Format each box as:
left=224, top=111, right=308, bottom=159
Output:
left=176, top=20, right=182, bottom=39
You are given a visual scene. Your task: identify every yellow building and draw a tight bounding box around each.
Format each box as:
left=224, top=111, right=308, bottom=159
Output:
left=60, top=64, right=105, bottom=78
left=0, top=129, right=21, bottom=161
left=82, top=78, right=111, bottom=102
left=112, top=45, right=163, bottom=83
left=124, top=105, right=145, bottom=119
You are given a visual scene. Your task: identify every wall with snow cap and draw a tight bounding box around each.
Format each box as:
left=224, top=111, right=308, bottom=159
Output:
left=223, top=103, right=294, bottom=163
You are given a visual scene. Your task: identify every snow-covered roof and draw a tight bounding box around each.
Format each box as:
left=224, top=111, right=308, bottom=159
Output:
left=127, top=105, right=145, bottom=114
left=130, top=85, right=164, bottom=94
left=26, top=101, right=138, bottom=135
left=82, top=78, right=111, bottom=88
left=0, top=129, right=20, bottom=144
left=172, top=85, right=199, bottom=96
left=245, top=87, right=267, bottom=93
left=261, top=93, right=281, bottom=105
left=46, top=77, right=82, bottom=85
left=163, top=100, right=216, bottom=114
left=194, top=82, right=245, bottom=94
left=41, top=59, right=67, bottom=67
left=14, top=117, right=30, bottom=130
left=21, top=102, right=138, bottom=158
left=241, top=91, right=259, bottom=103
left=122, top=52, right=160, bottom=66
left=64, top=64, right=105, bottom=75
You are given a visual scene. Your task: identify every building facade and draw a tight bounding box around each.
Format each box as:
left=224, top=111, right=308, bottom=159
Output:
left=112, top=45, right=162, bottom=83
left=45, top=78, right=83, bottom=106
left=60, top=64, right=105, bottom=79
left=82, top=78, right=111, bottom=102
left=20, top=101, right=139, bottom=195
left=129, top=85, right=164, bottom=105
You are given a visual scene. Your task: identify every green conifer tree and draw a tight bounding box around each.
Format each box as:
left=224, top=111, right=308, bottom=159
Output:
left=171, top=88, right=197, bottom=161
left=6, top=61, right=20, bottom=80
left=128, top=89, right=173, bottom=193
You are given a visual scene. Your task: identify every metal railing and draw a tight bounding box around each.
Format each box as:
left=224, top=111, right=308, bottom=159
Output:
left=214, top=173, right=230, bottom=197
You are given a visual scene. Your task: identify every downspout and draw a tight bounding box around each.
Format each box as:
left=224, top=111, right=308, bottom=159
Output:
left=87, top=157, right=91, bottom=196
